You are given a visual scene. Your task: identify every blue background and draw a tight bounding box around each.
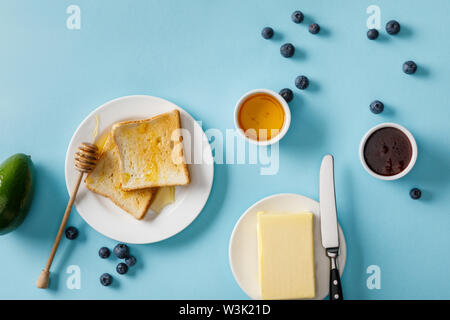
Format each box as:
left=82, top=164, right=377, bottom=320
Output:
left=1, top=0, right=449, bottom=299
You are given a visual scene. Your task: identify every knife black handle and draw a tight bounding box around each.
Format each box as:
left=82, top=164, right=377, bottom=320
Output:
left=330, top=258, right=343, bottom=300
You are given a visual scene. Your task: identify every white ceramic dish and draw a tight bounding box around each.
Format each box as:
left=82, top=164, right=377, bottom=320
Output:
left=234, top=89, right=291, bottom=146
left=229, top=193, right=346, bottom=300
left=65, top=95, right=214, bottom=244
left=359, top=122, right=417, bottom=181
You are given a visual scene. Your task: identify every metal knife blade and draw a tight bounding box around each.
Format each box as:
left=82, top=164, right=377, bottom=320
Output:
left=319, top=154, right=339, bottom=249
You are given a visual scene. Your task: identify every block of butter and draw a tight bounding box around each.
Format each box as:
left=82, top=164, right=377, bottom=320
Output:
left=257, top=212, right=315, bottom=299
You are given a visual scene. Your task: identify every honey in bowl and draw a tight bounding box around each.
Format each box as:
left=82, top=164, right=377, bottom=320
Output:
left=237, top=93, right=285, bottom=141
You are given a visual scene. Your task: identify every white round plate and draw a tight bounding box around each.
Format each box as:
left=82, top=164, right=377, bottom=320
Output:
left=65, top=95, right=214, bottom=244
left=229, top=193, right=346, bottom=300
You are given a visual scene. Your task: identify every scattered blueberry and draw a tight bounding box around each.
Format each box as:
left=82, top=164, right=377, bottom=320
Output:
left=386, top=20, right=400, bottom=35
left=125, top=256, right=137, bottom=267
left=280, top=43, right=295, bottom=58
left=295, top=75, right=309, bottom=90
left=367, top=29, right=379, bottom=40
left=65, top=226, right=78, bottom=240
left=113, top=243, right=129, bottom=259
left=309, top=23, right=320, bottom=34
left=370, top=100, right=384, bottom=114
left=279, top=88, right=293, bottom=103
left=410, top=188, right=422, bottom=200
left=291, top=11, right=304, bottom=24
left=261, top=27, right=274, bottom=39
left=116, top=262, right=128, bottom=275
left=100, top=273, right=113, bottom=286
left=98, top=247, right=110, bottom=259
left=403, top=61, right=417, bottom=74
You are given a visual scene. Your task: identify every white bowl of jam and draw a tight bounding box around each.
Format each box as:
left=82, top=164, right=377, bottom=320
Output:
left=234, top=89, right=291, bottom=146
left=359, top=123, right=418, bottom=181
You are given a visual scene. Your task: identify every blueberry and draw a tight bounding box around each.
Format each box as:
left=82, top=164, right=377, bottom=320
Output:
left=403, top=61, right=417, bottom=74
left=65, top=226, right=78, bottom=240
left=291, top=11, right=304, bottom=24
left=280, top=43, right=295, bottom=58
left=113, top=243, right=129, bottom=259
left=279, top=88, right=293, bottom=103
left=410, top=188, right=422, bottom=200
left=116, top=262, right=128, bottom=275
left=309, top=23, right=320, bottom=34
left=98, top=247, right=110, bottom=259
left=295, top=75, right=309, bottom=90
left=370, top=100, right=384, bottom=114
left=367, top=29, right=379, bottom=40
left=100, top=273, right=113, bottom=286
left=386, top=20, right=400, bottom=35
left=261, top=27, right=274, bottom=39
left=125, top=256, right=137, bottom=267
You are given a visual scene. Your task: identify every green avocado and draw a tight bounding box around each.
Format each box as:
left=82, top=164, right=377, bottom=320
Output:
left=0, top=153, right=35, bottom=235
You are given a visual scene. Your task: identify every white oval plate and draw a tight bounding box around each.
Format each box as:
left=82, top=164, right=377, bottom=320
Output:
left=65, top=95, right=214, bottom=244
left=229, top=193, right=346, bottom=300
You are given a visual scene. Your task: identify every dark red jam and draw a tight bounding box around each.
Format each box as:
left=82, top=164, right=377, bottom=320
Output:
left=364, top=127, right=412, bottom=176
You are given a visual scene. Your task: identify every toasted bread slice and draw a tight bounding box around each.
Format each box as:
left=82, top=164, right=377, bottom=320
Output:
left=85, top=134, right=156, bottom=220
left=112, top=109, right=190, bottom=190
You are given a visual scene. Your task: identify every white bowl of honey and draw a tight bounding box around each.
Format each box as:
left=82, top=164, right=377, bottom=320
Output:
left=234, top=89, right=291, bottom=146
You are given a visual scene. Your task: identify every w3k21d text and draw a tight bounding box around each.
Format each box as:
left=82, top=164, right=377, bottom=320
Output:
left=178, top=304, right=271, bottom=317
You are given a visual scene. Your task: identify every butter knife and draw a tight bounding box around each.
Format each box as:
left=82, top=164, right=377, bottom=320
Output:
left=319, top=154, right=343, bottom=300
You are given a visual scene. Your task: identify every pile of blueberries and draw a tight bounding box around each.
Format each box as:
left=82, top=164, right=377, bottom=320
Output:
left=260, top=12, right=422, bottom=200
left=261, top=10, right=318, bottom=103
left=98, top=243, right=137, bottom=286
left=62, top=228, right=138, bottom=286
left=367, top=20, right=417, bottom=116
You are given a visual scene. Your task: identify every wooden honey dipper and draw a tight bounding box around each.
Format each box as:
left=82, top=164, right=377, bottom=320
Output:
left=36, top=142, right=99, bottom=289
